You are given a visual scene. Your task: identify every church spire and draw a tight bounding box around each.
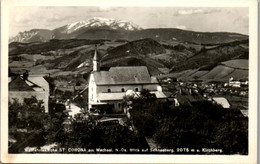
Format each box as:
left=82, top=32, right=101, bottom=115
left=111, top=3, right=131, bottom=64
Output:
left=93, top=45, right=100, bottom=71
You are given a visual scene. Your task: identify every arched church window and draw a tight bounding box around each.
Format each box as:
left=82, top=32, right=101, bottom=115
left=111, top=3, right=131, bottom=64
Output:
left=108, top=89, right=111, bottom=92
left=121, top=88, right=125, bottom=92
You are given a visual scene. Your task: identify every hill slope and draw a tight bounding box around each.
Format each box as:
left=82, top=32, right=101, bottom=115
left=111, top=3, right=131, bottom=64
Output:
left=9, top=37, right=249, bottom=81
left=173, top=40, right=249, bottom=72
left=101, top=38, right=167, bottom=75
left=166, top=59, right=248, bottom=82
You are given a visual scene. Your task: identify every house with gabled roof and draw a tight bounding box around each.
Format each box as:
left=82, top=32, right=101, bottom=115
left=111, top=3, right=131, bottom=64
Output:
left=88, top=48, right=167, bottom=113
left=9, top=74, right=50, bottom=113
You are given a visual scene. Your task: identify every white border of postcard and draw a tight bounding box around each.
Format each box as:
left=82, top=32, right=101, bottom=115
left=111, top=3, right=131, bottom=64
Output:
left=1, top=0, right=258, bottom=163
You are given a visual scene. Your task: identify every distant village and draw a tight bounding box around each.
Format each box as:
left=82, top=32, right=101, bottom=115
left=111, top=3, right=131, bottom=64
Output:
left=161, top=76, right=248, bottom=116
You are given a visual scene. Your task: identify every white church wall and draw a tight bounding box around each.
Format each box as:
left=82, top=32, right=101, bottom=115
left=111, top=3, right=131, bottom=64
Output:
left=88, top=73, right=98, bottom=109
left=96, top=84, right=159, bottom=93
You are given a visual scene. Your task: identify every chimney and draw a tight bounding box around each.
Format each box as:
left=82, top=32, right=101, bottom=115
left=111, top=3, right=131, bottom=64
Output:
left=23, top=71, right=29, bottom=80
left=189, top=88, right=192, bottom=95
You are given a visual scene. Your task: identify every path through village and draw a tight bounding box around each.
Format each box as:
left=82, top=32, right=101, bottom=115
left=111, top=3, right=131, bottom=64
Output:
left=67, top=103, right=82, bottom=118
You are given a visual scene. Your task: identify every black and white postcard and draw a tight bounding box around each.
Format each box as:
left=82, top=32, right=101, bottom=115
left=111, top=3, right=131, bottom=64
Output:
left=1, top=0, right=258, bottom=163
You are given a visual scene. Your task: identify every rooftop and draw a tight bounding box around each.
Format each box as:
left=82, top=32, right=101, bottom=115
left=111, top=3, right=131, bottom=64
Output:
left=93, top=48, right=100, bottom=61
left=9, top=77, right=34, bottom=91
left=212, top=97, right=231, bottom=108
left=93, top=66, right=158, bottom=85
left=9, top=76, right=45, bottom=92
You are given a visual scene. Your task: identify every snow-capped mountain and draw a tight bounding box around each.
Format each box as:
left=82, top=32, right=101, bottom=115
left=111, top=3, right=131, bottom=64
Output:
left=9, top=29, right=53, bottom=43
left=10, top=30, right=39, bottom=43
left=10, top=17, right=142, bottom=43
left=61, top=17, right=142, bottom=34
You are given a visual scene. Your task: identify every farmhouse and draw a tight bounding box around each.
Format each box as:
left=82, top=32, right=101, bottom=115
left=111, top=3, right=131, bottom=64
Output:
left=88, top=48, right=167, bottom=113
left=9, top=74, right=50, bottom=113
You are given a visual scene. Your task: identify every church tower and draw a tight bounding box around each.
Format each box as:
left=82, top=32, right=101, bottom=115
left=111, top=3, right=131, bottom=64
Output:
left=93, top=46, right=100, bottom=72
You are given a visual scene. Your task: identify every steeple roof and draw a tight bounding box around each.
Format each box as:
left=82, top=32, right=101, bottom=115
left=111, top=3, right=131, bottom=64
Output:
left=93, top=47, right=99, bottom=61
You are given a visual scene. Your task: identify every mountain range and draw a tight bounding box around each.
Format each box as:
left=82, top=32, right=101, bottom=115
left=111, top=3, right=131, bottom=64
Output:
left=10, top=17, right=248, bottom=44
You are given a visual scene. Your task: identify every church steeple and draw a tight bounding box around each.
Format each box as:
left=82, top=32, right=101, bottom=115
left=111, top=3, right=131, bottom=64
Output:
left=93, top=45, right=100, bottom=72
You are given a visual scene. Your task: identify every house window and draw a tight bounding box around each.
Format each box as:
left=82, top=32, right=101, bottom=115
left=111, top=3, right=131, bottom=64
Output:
left=121, top=88, right=125, bottom=92
left=135, top=88, right=139, bottom=92
left=108, top=89, right=111, bottom=92
left=118, top=103, right=121, bottom=108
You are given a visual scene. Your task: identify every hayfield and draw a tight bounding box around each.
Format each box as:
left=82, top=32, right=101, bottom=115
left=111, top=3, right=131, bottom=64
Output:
left=9, top=61, right=35, bottom=68
left=227, top=69, right=248, bottom=80
left=221, top=59, right=248, bottom=69
left=199, top=65, right=235, bottom=80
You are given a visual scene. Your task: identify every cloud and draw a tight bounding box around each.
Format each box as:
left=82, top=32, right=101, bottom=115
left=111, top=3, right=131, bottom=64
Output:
left=174, top=8, right=221, bottom=16
left=176, top=25, right=187, bottom=30
left=13, top=15, right=34, bottom=27
left=47, top=14, right=73, bottom=22
left=13, top=15, right=67, bottom=28
left=179, top=9, right=204, bottom=15
left=97, top=7, right=125, bottom=12
left=158, top=24, right=166, bottom=28
left=233, top=14, right=248, bottom=24
left=149, top=13, right=158, bottom=18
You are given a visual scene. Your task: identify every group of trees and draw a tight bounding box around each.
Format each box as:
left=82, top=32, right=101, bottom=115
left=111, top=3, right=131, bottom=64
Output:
left=9, top=97, right=47, bottom=130
left=54, top=119, right=147, bottom=151
left=127, top=89, right=248, bottom=154
left=9, top=90, right=248, bottom=154
left=44, top=114, right=148, bottom=152
left=9, top=97, right=49, bottom=153
left=9, top=96, right=147, bottom=153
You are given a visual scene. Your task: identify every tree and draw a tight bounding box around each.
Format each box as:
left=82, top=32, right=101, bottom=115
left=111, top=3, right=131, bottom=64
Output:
left=9, top=97, right=46, bottom=129
left=9, top=97, right=48, bottom=153
left=127, top=89, right=161, bottom=137
left=93, top=123, right=148, bottom=150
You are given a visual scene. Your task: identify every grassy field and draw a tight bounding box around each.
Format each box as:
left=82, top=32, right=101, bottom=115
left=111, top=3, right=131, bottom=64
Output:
left=227, top=69, right=248, bottom=80
left=199, top=65, right=235, bottom=80
left=161, top=60, right=248, bottom=82
left=19, top=54, right=56, bottom=61
left=221, top=59, right=248, bottom=70
left=9, top=61, right=35, bottom=68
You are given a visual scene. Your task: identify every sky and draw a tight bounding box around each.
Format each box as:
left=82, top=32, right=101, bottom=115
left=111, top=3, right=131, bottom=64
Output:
left=9, top=6, right=249, bottom=37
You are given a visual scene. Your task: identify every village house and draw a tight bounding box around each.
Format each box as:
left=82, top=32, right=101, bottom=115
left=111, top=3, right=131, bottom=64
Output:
left=88, top=48, right=167, bottom=113
left=175, top=88, right=204, bottom=107
left=9, top=73, right=50, bottom=113
left=212, top=97, right=231, bottom=109
left=228, top=77, right=248, bottom=88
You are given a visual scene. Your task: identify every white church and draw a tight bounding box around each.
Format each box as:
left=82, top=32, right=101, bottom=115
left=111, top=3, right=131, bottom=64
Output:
left=88, top=48, right=167, bottom=113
